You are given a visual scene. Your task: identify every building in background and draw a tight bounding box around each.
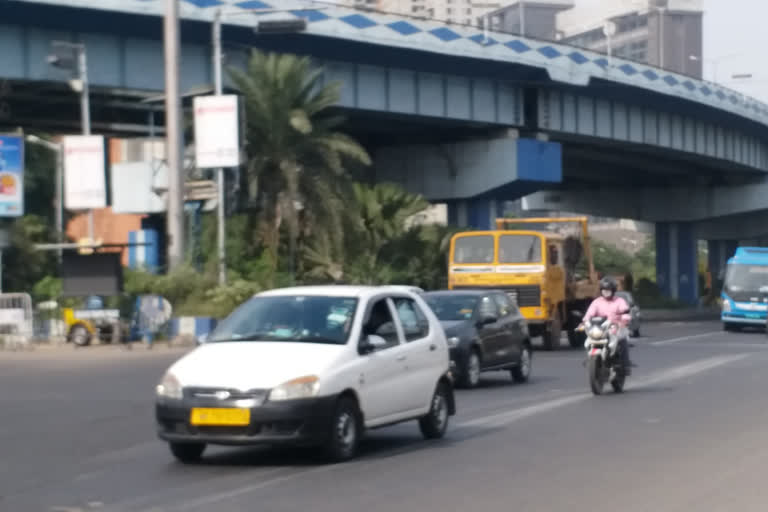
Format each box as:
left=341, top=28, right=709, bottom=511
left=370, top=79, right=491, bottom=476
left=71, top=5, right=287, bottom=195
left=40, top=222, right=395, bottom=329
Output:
left=339, top=0, right=503, bottom=25
left=558, top=0, right=703, bottom=77
left=484, top=0, right=574, bottom=40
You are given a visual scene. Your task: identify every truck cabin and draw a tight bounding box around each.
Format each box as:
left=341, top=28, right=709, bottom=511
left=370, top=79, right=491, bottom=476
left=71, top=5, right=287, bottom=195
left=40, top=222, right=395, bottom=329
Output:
left=451, top=231, right=563, bottom=269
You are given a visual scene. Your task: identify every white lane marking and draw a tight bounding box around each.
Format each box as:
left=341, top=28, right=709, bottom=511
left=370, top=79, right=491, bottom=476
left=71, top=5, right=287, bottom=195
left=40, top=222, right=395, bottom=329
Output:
left=457, top=354, right=747, bottom=431
left=650, top=331, right=722, bottom=346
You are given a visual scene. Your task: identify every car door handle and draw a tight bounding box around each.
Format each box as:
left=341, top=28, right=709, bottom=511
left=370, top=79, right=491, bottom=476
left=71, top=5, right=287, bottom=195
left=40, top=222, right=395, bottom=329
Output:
left=429, top=344, right=436, bottom=351
left=396, top=355, right=407, bottom=361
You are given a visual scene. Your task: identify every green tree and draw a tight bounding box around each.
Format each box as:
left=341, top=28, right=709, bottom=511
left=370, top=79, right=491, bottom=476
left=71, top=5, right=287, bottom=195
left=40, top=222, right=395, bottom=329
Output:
left=229, top=50, right=371, bottom=282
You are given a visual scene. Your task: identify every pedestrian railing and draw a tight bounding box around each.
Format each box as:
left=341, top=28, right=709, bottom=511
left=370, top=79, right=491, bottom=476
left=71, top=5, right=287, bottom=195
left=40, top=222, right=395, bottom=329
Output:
left=0, top=293, right=34, bottom=350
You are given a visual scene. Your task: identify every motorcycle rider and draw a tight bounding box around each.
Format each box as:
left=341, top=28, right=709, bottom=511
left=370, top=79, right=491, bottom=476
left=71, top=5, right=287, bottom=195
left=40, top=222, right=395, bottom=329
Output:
left=583, top=276, right=634, bottom=375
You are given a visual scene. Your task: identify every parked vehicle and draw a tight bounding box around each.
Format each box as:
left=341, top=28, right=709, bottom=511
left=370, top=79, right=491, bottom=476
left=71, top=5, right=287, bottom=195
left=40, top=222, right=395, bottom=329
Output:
left=156, top=285, right=455, bottom=463
left=721, top=247, right=768, bottom=331
left=616, top=291, right=641, bottom=338
left=423, top=290, right=532, bottom=388
left=580, top=316, right=630, bottom=395
left=447, top=217, right=599, bottom=351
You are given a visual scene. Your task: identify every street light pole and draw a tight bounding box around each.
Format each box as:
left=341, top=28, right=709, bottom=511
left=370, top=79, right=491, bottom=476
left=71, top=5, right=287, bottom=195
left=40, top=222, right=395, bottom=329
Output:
left=212, top=9, right=227, bottom=286
left=76, top=45, right=95, bottom=245
left=164, top=0, right=185, bottom=269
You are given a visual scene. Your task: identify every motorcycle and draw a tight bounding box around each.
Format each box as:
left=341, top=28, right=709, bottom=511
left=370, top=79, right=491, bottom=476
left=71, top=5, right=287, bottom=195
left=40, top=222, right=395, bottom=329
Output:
left=578, top=314, right=630, bottom=395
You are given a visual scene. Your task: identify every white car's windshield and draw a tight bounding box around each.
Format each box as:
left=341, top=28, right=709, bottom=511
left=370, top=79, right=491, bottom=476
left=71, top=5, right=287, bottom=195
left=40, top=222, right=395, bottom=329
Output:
left=208, top=295, right=359, bottom=345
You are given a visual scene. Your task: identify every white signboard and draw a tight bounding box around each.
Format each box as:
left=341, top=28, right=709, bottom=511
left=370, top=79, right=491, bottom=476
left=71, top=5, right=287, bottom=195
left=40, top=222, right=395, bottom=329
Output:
left=193, top=95, right=240, bottom=169
left=64, top=135, right=106, bottom=209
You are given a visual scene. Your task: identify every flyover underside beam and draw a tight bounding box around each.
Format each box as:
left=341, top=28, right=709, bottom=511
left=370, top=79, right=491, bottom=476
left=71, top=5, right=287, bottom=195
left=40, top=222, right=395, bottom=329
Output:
left=522, top=181, right=768, bottom=223
left=373, top=136, right=562, bottom=202
left=538, top=88, right=768, bottom=172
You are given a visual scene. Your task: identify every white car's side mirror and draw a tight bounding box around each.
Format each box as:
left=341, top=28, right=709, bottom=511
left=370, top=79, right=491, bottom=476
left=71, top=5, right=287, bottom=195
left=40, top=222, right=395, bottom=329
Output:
left=197, top=333, right=209, bottom=345
left=359, top=334, right=387, bottom=354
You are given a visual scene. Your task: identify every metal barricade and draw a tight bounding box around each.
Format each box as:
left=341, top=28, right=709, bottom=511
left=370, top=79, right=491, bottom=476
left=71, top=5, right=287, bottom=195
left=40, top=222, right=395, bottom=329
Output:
left=0, top=293, right=34, bottom=350
left=33, top=300, right=66, bottom=346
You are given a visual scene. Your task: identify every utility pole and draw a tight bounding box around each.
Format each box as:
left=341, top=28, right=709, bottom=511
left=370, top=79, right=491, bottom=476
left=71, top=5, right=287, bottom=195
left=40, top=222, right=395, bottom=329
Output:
left=76, top=46, right=94, bottom=245
left=164, top=0, right=185, bottom=269
left=213, top=9, right=227, bottom=286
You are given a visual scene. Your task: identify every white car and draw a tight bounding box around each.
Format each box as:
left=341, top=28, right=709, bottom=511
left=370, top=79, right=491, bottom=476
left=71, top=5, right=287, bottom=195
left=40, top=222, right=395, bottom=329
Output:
left=156, top=285, right=455, bottom=463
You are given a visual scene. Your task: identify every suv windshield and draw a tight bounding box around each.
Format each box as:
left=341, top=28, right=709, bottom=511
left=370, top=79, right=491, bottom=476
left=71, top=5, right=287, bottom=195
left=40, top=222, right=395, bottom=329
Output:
left=208, top=295, right=358, bottom=345
left=424, top=295, right=478, bottom=321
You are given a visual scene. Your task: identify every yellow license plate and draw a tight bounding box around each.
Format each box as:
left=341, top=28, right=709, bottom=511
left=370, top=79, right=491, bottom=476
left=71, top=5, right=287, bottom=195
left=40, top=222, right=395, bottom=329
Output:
left=190, top=408, right=250, bottom=426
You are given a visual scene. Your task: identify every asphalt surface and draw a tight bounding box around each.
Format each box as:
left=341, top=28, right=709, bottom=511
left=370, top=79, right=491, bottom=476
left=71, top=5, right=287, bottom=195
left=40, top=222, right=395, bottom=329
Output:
left=2, top=321, right=767, bottom=512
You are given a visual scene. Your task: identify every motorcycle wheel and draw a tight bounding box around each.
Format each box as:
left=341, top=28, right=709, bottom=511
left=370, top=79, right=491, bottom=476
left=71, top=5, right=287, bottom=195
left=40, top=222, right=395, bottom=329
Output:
left=587, top=356, right=604, bottom=395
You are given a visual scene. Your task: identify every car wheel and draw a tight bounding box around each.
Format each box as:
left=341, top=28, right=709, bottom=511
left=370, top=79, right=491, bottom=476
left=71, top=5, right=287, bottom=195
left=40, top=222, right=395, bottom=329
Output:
left=169, top=442, right=206, bottom=464
left=325, top=397, right=361, bottom=463
left=511, top=345, right=532, bottom=383
left=69, top=325, right=91, bottom=347
left=460, top=349, right=481, bottom=389
left=419, top=382, right=450, bottom=440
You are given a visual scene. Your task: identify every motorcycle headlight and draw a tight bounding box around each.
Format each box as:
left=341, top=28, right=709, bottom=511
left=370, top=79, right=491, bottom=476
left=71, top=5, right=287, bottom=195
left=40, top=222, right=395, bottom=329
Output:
left=588, top=326, right=604, bottom=339
left=269, top=375, right=320, bottom=401
left=447, top=336, right=460, bottom=348
left=156, top=372, right=183, bottom=400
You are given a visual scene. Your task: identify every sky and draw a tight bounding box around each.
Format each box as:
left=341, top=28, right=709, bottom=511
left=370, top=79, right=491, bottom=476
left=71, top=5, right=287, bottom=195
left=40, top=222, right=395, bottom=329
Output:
left=699, top=0, right=768, bottom=103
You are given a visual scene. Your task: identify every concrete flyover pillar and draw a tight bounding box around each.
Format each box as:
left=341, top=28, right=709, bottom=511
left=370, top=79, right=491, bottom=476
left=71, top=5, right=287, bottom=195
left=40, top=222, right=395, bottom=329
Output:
left=707, top=240, right=739, bottom=284
left=447, top=198, right=503, bottom=230
left=656, top=222, right=698, bottom=305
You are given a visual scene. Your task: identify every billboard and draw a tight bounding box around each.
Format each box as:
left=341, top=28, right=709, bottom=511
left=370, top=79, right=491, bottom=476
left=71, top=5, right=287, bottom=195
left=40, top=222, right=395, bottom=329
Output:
left=64, top=135, right=106, bottom=210
left=61, top=252, right=123, bottom=297
left=0, top=135, right=24, bottom=217
left=193, top=95, right=241, bottom=168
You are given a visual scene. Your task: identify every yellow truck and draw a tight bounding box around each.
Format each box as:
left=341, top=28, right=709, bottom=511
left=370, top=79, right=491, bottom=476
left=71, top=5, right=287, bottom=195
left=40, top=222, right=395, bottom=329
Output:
left=448, top=217, right=599, bottom=350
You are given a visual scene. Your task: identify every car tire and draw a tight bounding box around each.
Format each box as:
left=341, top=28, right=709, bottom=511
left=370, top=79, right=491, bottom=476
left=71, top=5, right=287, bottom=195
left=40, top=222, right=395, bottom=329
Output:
left=419, top=382, right=450, bottom=440
left=459, top=349, right=481, bottom=389
left=169, top=442, right=206, bottom=463
left=511, top=344, right=532, bottom=383
left=69, top=325, right=91, bottom=347
left=325, top=397, right=361, bottom=463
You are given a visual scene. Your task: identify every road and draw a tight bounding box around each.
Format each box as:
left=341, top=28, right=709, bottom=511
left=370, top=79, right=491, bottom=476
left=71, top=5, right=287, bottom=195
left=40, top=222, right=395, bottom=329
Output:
left=2, top=321, right=767, bottom=512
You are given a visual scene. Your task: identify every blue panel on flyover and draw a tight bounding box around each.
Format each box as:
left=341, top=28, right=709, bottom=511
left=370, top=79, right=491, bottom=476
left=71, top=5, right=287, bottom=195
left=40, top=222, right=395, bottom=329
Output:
left=516, top=139, right=562, bottom=184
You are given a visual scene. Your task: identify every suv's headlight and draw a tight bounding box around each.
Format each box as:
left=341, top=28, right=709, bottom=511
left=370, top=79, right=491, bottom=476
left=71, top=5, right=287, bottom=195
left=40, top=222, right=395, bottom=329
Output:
left=269, top=375, right=320, bottom=401
left=447, top=336, right=460, bottom=348
left=156, top=372, right=183, bottom=400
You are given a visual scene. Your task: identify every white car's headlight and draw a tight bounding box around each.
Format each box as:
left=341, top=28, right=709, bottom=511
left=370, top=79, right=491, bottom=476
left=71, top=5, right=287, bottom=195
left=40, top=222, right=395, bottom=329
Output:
left=269, top=375, right=320, bottom=401
left=156, top=372, right=183, bottom=400
left=447, top=336, right=460, bottom=348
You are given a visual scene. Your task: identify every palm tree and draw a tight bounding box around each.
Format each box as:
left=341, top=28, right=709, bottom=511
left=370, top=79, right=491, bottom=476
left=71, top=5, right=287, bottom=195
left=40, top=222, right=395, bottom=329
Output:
left=229, top=50, right=371, bottom=279
left=304, top=182, right=433, bottom=285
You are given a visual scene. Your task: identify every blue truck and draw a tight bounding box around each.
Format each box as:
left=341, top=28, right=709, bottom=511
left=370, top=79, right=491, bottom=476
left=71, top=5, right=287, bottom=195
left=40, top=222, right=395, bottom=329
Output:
left=721, top=247, right=768, bottom=331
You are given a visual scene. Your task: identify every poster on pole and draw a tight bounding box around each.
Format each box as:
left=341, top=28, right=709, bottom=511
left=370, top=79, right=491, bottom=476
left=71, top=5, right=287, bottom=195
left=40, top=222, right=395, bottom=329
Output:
left=193, top=95, right=241, bottom=169
left=0, top=135, right=24, bottom=217
left=63, top=135, right=106, bottom=210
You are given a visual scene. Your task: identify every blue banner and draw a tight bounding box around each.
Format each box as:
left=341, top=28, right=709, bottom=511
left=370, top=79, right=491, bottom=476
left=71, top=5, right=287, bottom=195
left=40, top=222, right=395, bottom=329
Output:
left=0, top=135, right=24, bottom=217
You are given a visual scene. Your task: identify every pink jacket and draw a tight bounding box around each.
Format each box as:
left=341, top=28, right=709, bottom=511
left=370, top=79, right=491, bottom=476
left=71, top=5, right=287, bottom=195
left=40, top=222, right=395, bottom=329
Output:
left=584, top=296, right=631, bottom=326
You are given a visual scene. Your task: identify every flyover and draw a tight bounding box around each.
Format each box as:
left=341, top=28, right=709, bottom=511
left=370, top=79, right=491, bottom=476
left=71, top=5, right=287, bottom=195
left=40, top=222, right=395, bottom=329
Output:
left=2, top=0, right=768, bottom=303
